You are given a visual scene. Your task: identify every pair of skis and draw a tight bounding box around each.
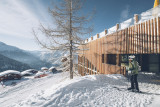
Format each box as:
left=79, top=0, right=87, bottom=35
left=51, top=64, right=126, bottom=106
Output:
left=113, top=86, right=142, bottom=93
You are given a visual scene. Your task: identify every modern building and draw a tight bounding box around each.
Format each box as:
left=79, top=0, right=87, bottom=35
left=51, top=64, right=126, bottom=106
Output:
left=78, top=1, right=160, bottom=76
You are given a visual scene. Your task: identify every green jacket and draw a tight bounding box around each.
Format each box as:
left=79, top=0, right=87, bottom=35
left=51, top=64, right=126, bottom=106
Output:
left=129, top=60, right=138, bottom=74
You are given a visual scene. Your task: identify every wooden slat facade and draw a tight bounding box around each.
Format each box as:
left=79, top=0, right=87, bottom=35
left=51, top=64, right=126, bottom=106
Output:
left=78, top=17, right=160, bottom=76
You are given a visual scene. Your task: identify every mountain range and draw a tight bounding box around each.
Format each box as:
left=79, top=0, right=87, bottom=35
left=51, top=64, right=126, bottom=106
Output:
left=0, top=53, right=31, bottom=72
left=0, top=41, right=52, bottom=71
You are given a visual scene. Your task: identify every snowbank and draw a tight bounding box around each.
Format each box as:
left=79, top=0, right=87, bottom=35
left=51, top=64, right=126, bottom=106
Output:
left=0, top=72, right=159, bottom=107
left=9, top=73, right=160, bottom=107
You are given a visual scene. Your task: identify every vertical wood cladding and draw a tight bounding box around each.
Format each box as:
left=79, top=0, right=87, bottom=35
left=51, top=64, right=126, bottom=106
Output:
left=78, top=17, right=160, bottom=76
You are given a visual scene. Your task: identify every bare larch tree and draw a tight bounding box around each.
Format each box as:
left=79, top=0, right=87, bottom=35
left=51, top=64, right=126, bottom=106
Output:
left=33, top=0, right=93, bottom=79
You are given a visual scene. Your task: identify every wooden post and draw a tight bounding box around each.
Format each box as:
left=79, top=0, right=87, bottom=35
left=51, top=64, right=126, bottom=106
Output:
left=86, top=59, right=88, bottom=74
left=100, top=38, right=102, bottom=74
left=129, top=28, right=131, bottom=53
left=142, top=22, right=145, bottom=54
left=105, top=29, right=108, bottom=35
left=138, top=24, right=140, bottom=54
left=146, top=21, right=149, bottom=53
left=154, top=18, right=158, bottom=54
left=116, top=23, right=119, bottom=31
left=134, top=14, right=139, bottom=24
left=158, top=17, right=160, bottom=53
left=148, top=20, right=151, bottom=53
left=89, top=42, right=91, bottom=75
left=120, top=30, right=122, bottom=54
left=140, top=23, right=143, bottom=54
left=116, top=54, right=120, bottom=66
left=143, top=22, right=146, bottom=54
left=91, top=36, right=93, bottom=40
left=136, top=25, right=138, bottom=54
left=126, top=29, right=128, bottom=54
left=151, top=19, right=154, bottom=53
left=97, top=34, right=99, bottom=38
left=131, top=27, right=133, bottom=54
left=133, top=26, right=135, bottom=54
left=99, top=39, right=101, bottom=74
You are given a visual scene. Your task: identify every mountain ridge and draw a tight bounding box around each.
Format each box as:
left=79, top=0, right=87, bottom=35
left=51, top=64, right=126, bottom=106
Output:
left=0, top=41, right=52, bottom=69
left=0, top=53, right=31, bottom=72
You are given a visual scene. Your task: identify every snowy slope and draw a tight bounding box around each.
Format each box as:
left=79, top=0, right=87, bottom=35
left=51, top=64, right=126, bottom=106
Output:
left=0, top=72, right=160, bottom=107
left=29, top=50, right=54, bottom=63
left=0, top=42, right=20, bottom=51
left=0, top=41, right=52, bottom=69
left=0, top=72, right=69, bottom=107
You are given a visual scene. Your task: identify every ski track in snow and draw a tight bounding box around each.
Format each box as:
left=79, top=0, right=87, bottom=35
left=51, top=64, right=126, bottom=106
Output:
left=0, top=72, right=160, bottom=107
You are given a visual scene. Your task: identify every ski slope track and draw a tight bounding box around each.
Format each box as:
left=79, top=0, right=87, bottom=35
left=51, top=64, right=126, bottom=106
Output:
left=0, top=72, right=160, bottom=107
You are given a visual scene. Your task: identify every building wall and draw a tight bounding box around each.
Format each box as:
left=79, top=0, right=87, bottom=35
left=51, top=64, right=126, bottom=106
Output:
left=78, top=17, right=160, bottom=76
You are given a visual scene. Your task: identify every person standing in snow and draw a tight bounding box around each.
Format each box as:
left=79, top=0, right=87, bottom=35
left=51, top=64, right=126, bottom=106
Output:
left=127, top=55, right=139, bottom=92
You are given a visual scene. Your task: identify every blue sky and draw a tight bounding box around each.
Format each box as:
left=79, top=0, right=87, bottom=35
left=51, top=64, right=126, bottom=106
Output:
left=0, top=0, right=156, bottom=51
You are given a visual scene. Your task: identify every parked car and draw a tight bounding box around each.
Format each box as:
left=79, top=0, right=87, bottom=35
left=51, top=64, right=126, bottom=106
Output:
left=0, top=70, right=21, bottom=81
left=49, top=67, right=57, bottom=73
left=34, top=71, right=48, bottom=78
left=21, top=69, right=38, bottom=76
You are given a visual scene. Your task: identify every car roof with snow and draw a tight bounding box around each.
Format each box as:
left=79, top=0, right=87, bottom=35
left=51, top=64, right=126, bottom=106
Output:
left=41, top=67, right=48, bottom=70
left=49, top=67, right=55, bottom=70
left=22, top=69, right=36, bottom=72
left=34, top=71, right=45, bottom=77
left=0, top=70, right=21, bottom=77
left=21, top=69, right=38, bottom=75
left=21, top=71, right=33, bottom=76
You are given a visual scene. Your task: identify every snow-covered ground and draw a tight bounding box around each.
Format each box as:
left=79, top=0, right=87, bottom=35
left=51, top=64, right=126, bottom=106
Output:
left=0, top=72, right=160, bottom=107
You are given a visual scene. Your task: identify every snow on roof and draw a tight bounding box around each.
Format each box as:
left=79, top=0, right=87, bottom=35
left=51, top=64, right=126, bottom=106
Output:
left=21, top=69, right=36, bottom=76
left=119, top=18, right=134, bottom=30
left=41, top=67, right=48, bottom=70
left=49, top=67, right=55, bottom=71
left=139, top=5, right=160, bottom=23
left=99, top=31, right=105, bottom=38
left=21, top=72, right=33, bottom=76
left=93, top=34, right=97, bottom=40
left=85, top=5, right=160, bottom=43
left=22, top=69, right=36, bottom=72
left=0, top=70, right=21, bottom=77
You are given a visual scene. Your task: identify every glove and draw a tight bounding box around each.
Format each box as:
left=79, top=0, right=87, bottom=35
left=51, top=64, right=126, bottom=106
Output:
left=128, top=70, right=132, bottom=74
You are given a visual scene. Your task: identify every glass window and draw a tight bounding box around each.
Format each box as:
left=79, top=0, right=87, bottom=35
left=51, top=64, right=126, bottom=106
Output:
left=107, top=54, right=116, bottom=65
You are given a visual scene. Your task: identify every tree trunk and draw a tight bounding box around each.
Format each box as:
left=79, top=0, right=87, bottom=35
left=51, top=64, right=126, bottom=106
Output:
left=70, top=41, right=73, bottom=79
left=70, top=0, right=73, bottom=79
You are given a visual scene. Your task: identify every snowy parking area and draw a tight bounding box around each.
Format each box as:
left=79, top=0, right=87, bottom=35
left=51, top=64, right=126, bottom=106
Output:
left=0, top=72, right=160, bottom=107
